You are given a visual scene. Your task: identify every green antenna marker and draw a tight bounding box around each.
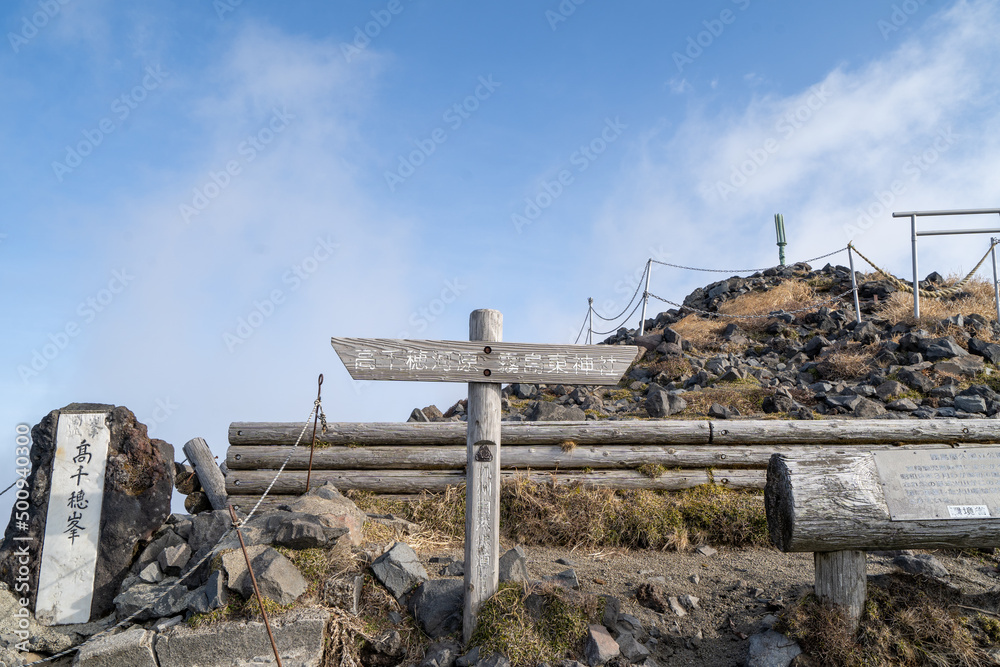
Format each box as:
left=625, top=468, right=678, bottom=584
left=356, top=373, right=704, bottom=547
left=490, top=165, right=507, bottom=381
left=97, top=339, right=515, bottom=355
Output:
left=774, top=213, right=787, bottom=266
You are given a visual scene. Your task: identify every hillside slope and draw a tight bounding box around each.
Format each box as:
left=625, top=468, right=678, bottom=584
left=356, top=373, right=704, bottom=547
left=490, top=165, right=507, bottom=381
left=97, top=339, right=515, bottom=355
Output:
left=419, top=261, right=1000, bottom=424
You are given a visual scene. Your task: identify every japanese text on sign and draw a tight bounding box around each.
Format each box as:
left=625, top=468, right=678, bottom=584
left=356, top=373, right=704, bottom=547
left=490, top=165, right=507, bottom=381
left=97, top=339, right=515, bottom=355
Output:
left=874, top=448, right=1000, bottom=521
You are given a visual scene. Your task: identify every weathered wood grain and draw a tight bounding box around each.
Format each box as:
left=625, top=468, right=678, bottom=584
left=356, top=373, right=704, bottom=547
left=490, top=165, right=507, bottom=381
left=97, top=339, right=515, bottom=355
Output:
left=331, top=337, right=638, bottom=385
left=225, top=443, right=946, bottom=471
left=766, top=451, right=1000, bottom=551
left=713, top=418, right=1000, bottom=445
left=230, top=419, right=1000, bottom=447
left=230, top=421, right=712, bottom=446
left=182, top=437, right=228, bottom=511
left=464, top=308, right=503, bottom=644
left=814, top=550, right=867, bottom=632
left=224, top=468, right=765, bottom=495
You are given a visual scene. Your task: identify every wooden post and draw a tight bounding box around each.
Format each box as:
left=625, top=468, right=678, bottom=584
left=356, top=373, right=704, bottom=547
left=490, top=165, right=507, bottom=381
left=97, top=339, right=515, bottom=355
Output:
left=464, top=309, right=502, bottom=645
left=814, top=550, right=866, bottom=633
left=183, top=437, right=229, bottom=511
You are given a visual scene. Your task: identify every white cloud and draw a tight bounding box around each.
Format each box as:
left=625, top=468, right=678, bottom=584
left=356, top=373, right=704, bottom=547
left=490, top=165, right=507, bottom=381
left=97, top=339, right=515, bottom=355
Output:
left=592, top=0, right=1000, bottom=294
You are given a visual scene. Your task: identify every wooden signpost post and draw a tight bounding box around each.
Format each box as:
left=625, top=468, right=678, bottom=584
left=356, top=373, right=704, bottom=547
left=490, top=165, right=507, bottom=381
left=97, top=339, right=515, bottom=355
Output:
left=331, top=309, right=637, bottom=643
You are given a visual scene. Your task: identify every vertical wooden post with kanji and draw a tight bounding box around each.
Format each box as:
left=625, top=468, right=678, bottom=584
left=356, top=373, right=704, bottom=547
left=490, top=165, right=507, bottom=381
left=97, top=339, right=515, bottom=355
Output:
left=463, top=309, right=502, bottom=643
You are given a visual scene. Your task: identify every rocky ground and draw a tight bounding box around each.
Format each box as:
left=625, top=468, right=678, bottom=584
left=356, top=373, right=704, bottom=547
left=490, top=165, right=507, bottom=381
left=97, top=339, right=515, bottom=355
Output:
left=407, top=261, right=1000, bottom=425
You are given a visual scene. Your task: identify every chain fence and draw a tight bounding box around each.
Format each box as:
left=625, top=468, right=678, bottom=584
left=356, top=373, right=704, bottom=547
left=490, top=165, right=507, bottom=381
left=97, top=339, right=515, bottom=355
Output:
left=581, top=245, right=853, bottom=341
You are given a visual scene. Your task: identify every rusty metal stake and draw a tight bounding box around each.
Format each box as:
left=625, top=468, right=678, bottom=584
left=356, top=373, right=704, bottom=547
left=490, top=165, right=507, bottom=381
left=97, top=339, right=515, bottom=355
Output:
left=306, top=373, right=323, bottom=492
left=228, top=504, right=283, bottom=667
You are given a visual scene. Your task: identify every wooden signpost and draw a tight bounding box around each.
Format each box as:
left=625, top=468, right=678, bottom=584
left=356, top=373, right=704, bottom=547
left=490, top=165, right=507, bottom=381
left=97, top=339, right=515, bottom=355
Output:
left=331, top=310, right=637, bottom=643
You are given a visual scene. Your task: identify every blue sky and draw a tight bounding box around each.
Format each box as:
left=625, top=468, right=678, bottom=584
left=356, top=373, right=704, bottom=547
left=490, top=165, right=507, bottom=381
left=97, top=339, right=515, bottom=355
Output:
left=3, top=0, right=1000, bottom=507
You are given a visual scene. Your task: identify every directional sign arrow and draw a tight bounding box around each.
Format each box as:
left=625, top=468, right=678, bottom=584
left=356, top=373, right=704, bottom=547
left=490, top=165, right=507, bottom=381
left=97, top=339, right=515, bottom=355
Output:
left=330, top=337, right=638, bottom=385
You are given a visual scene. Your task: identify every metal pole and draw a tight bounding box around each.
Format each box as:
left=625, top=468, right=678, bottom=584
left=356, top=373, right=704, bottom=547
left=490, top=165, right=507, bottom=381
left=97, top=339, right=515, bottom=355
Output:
left=305, top=373, right=323, bottom=492
left=228, top=505, right=284, bottom=667
left=992, top=238, right=1000, bottom=324
left=910, top=214, right=920, bottom=319
left=775, top=213, right=787, bottom=267
left=848, top=245, right=862, bottom=324
left=587, top=298, right=593, bottom=344
left=638, top=259, right=651, bottom=336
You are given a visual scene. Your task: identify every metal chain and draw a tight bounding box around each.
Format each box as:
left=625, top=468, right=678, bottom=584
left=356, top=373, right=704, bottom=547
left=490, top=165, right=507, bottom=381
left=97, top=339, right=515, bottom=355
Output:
left=647, top=287, right=856, bottom=320
left=25, top=400, right=322, bottom=666
left=591, top=296, right=645, bottom=336
left=591, top=262, right=647, bottom=322
left=649, top=246, right=847, bottom=275
left=573, top=309, right=590, bottom=345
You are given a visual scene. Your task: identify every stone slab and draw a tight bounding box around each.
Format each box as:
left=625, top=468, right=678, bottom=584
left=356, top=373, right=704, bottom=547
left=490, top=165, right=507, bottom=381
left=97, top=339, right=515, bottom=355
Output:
left=874, top=447, right=1000, bottom=520
left=37, top=412, right=111, bottom=625
left=72, top=626, right=157, bottom=667
left=155, top=608, right=329, bottom=667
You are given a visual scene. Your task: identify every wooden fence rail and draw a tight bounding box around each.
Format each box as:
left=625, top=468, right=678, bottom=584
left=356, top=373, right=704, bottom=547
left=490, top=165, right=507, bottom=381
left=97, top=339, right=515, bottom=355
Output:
left=229, top=419, right=1000, bottom=446
left=222, top=419, right=1000, bottom=511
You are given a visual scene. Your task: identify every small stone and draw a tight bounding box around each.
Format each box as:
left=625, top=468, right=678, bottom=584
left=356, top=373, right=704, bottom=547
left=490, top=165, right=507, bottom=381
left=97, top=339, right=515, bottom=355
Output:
left=498, top=546, right=529, bottom=583
left=585, top=625, right=620, bottom=666
left=892, top=553, right=949, bottom=579
left=408, top=408, right=430, bottom=423
left=138, top=562, right=164, bottom=584
left=689, top=574, right=700, bottom=585
left=887, top=398, right=918, bottom=411
left=955, top=394, right=988, bottom=414
left=667, top=597, right=686, bottom=617
left=745, top=631, right=802, bottom=667
left=371, top=542, right=429, bottom=598
left=680, top=594, right=699, bottom=610
left=441, top=561, right=465, bottom=577
left=615, top=632, right=650, bottom=662
left=695, top=545, right=717, bottom=557
left=157, top=544, right=192, bottom=577
left=875, top=380, right=907, bottom=401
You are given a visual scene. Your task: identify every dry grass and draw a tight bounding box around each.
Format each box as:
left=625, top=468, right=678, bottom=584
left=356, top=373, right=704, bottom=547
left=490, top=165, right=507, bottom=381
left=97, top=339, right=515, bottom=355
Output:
left=717, top=280, right=818, bottom=333
left=673, top=378, right=770, bottom=416
left=781, top=573, right=1000, bottom=666
left=873, top=275, right=999, bottom=338
left=816, top=344, right=879, bottom=380
left=644, top=356, right=694, bottom=382
left=671, top=280, right=828, bottom=349
left=353, top=479, right=768, bottom=551
left=672, top=314, right=727, bottom=350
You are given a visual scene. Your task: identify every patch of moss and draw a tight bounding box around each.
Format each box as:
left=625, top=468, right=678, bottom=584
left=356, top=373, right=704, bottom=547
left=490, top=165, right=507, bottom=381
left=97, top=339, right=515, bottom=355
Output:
left=636, top=463, right=667, bottom=478
left=781, top=573, right=1000, bottom=666
left=608, top=388, right=634, bottom=402
left=471, top=584, right=595, bottom=667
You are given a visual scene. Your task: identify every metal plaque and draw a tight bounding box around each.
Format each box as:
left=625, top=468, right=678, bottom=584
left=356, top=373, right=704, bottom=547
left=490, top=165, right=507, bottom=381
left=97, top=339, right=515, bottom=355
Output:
left=474, top=442, right=495, bottom=463
left=873, top=447, right=1000, bottom=521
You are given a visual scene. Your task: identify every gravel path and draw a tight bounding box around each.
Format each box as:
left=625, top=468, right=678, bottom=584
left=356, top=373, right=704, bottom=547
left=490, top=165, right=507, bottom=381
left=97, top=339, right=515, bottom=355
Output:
left=415, top=543, right=1000, bottom=666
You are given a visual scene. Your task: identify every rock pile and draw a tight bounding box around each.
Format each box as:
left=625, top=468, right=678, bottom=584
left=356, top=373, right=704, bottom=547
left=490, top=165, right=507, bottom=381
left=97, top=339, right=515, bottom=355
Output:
left=412, top=262, right=1000, bottom=424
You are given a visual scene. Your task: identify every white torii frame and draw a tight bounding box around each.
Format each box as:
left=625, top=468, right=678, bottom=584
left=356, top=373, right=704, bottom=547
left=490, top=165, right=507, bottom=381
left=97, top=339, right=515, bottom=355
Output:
left=892, top=208, right=1000, bottom=319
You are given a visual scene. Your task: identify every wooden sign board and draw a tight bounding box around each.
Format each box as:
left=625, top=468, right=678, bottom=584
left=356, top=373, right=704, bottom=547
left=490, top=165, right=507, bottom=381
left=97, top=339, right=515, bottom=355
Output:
left=35, top=411, right=111, bottom=625
left=873, top=447, right=1000, bottom=521
left=330, top=337, right=638, bottom=385
left=331, top=314, right=636, bottom=644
